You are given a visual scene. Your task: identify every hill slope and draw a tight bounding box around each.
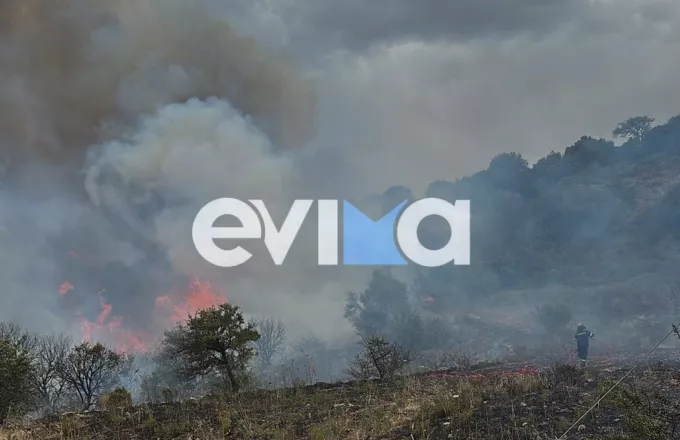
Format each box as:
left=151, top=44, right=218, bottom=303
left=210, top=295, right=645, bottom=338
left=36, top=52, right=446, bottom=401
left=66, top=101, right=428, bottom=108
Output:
left=3, top=359, right=680, bottom=440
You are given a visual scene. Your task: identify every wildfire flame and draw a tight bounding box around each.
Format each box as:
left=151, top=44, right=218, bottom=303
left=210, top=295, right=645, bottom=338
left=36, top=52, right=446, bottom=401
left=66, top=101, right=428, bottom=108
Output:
left=58, top=281, right=74, bottom=296
left=77, top=290, right=151, bottom=354
left=155, top=278, right=227, bottom=323
left=59, top=277, right=227, bottom=354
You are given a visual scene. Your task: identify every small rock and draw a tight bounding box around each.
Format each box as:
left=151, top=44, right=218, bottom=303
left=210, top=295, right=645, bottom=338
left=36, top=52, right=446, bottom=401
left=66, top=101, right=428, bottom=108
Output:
left=578, top=424, right=586, bottom=432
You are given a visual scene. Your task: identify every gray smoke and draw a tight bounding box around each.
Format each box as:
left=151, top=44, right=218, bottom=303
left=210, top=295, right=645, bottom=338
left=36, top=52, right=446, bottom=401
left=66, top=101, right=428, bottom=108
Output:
left=0, top=0, right=350, bottom=344
left=2, top=0, right=680, bottom=351
left=0, top=0, right=315, bottom=168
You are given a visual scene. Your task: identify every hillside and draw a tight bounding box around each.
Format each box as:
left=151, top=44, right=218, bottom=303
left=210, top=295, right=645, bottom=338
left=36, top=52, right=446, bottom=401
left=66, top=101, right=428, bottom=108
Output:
left=2, top=1, right=680, bottom=438
left=410, top=115, right=680, bottom=307
left=3, top=358, right=680, bottom=440
left=3, top=115, right=680, bottom=439
left=342, top=115, right=680, bottom=362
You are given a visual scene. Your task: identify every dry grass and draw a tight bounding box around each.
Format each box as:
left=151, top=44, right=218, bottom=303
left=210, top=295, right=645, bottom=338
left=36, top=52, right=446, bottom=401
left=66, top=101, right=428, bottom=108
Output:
left=0, top=364, right=677, bottom=439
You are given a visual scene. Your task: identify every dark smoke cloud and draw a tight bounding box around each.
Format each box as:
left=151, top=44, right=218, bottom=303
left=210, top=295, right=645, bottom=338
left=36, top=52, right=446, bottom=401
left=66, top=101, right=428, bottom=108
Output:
left=277, top=0, right=589, bottom=53
left=0, top=0, right=323, bottom=341
left=0, top=0, right=315, bottom=174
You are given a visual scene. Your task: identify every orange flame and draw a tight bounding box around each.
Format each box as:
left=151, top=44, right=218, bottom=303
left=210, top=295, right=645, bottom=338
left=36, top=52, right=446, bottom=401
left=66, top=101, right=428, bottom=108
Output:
left=73, top=289, right=151, bottom=354
left=59, top=277, right=227, bottom=354
left=155, top=277, right=227, bottom=324
left=58, top=281, right=74, bottom=296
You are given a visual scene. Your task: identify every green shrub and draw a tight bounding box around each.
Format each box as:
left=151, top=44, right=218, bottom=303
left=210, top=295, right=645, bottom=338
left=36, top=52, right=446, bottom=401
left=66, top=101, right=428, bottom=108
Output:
left=99, top=387, right=132, bottom=411
left=0, top=339, right=35, bottom=424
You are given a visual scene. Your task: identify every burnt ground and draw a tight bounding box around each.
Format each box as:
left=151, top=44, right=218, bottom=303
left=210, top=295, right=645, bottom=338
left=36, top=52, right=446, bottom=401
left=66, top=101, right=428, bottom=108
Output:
left=3, top=352, right=680, bottom=440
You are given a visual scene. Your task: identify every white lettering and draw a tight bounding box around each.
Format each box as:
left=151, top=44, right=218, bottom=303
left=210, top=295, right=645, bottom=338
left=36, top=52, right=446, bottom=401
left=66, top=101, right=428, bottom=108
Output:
left=396, top=198, right=470, bottom=267
left=192, top=198, right=261, bottom=267
left=317, top=200, right=339, bottom=265
left=193, top=197, right=471, bottom=267
left=250, top=199, right=312, bottom=265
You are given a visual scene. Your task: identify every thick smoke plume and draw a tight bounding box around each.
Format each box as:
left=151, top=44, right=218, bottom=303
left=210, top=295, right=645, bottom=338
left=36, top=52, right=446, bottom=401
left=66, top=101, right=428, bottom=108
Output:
left=0, top=0, right=315, bottom=171
left=0, top=0, right=334, bottom=345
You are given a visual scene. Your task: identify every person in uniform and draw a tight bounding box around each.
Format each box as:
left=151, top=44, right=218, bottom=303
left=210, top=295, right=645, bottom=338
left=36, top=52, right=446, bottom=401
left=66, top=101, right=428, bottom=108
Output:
left=575, top=323, right=594, bottom=368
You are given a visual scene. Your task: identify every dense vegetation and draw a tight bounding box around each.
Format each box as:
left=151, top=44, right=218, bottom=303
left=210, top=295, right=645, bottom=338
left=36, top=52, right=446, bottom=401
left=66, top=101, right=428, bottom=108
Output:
left=413, top=115, right=680, bottom=300
left=342, top=114, right=680, bottom=352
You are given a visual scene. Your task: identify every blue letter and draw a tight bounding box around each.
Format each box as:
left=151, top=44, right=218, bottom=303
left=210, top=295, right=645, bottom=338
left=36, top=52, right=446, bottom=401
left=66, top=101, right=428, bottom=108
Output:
left=342, top=200, right=408, bottom=265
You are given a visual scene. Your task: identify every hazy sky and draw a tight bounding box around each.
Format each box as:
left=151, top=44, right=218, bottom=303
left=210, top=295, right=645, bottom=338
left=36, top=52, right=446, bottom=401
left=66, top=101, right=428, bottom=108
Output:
left=212, top=0, right=680, bottom=194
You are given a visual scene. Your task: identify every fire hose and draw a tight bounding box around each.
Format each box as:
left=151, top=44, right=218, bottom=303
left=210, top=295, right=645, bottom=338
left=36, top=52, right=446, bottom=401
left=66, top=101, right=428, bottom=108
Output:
left=567, top=336, right=617, bottom=365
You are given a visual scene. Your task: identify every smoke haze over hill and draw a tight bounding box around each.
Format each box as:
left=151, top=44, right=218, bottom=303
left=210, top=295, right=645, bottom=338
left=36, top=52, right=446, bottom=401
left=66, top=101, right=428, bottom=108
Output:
left=1, top=0, right=680, bottom=353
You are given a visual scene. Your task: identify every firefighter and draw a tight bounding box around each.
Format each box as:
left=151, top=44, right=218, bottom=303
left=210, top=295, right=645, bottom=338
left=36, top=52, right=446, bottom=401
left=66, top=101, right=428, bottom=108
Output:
left=575, top=323, right=594, bottom=368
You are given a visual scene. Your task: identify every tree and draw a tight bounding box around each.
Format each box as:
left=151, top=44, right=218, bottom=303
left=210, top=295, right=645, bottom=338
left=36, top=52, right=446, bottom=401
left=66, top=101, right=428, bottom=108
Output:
left=32, top=334, right=72, bottom=414
left=613, top=116, right=655, bottom=141
left=0, top=322, right=39, bottom=353
left=143, top=349, right=208, bottom=401
left=533, top=150, right=564, bottom=181
left=345, top=269, right=411, bottom=337
left=346, top=335, right=410, bottom=380
left=563, top=136, right=616, bottom=166
left=388, top=310, right=425, bottom=353
left=488, top=152, right=528, bottom=175
left=0, top=339, right=35, bottom=424
left=160, top=303, right=260, bottom=391
left=57, top=342, right=130, bottom=410
left=252, top=318, right=286, bottom=368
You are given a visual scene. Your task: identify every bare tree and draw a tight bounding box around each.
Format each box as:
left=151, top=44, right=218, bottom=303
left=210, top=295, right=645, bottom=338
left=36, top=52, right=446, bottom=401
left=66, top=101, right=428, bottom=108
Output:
left=252, top=318, right=286, bottom=368
left=0, top=322, right=39, bottom=353
left=32, top=334, right=72, bottom=414
left=346, top=335, right=410, bottom=380
left=57, top=342, right=130, bottom=409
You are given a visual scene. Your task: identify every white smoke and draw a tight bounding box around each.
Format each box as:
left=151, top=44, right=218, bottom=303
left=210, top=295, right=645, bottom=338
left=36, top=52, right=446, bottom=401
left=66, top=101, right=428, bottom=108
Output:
left=83, top=96, right=366, bottom=340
